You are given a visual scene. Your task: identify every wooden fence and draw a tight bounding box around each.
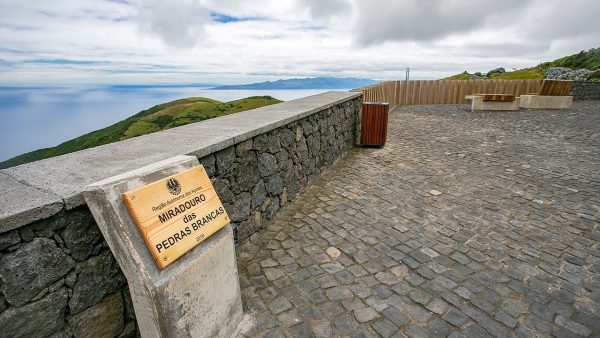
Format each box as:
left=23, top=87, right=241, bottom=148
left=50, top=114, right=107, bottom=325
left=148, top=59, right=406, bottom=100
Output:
left=354, top=80, right=543, bottom=106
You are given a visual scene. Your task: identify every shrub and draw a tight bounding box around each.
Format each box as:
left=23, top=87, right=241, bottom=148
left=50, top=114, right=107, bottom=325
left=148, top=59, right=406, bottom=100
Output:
left=545, top=67, right=592, bottom=81
left=486, top=67, right=506, bottom=76
left=584, top=70, right=600, bottom=81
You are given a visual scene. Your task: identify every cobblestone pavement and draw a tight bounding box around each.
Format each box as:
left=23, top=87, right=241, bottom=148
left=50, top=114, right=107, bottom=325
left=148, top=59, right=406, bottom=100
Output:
left=237, top=102, right=600, bottom=338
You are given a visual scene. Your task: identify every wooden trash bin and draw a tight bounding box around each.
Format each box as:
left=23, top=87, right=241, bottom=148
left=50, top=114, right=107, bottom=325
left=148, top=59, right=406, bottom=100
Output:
left=360, top=102, right=389, bottom=146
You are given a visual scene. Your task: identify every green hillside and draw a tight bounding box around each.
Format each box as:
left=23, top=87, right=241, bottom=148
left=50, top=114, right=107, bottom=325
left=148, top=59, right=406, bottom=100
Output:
left=488, top=68, right=544, bottom=80
left=544, top=48, right=600, bottom=70
left=444, top=72, right=471, bottom=80
left=444, top=47, right=599, bottom=80
left=0, top=96, right=281, bottom=169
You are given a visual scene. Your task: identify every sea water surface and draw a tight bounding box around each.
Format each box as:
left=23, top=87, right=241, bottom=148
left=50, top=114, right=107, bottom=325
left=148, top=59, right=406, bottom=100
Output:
left=0, top=85, right=349, bottom=162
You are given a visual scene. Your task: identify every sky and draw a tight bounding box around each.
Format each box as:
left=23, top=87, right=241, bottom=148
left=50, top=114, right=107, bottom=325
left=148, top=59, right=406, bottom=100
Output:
left=0, top=0, right=598, bottom=85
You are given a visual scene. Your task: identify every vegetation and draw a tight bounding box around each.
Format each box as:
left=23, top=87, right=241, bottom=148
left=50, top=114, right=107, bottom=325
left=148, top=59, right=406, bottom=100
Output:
left=0, top=96, right=281, bottom=169
left=486, top=67, right=505, bottom=77
left=443, top=47, right=599, bottom=80
left=444, top=71, right=471, bottom=80
left=586, top=69, right=600, bottom=81
left=542, top=48, right=600, bottom=70
left=489, top=68, right=544, bottom=80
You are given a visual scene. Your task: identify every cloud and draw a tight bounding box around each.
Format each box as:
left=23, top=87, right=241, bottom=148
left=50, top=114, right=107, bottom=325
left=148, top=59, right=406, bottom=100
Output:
left=301, top=0, right=352, bottom=20
left=514, top=0, right=600, bottom=55
left=200, top=0, right=296, bottom=21
left=135, top=0, right=209, bottom=48
left=210, top=12, right=265, bottom=23
left=0, top=0, right=598, bottom=85
left=442, top=41, right=549, bottom=58
left=352, top=0, right=529, bottom=46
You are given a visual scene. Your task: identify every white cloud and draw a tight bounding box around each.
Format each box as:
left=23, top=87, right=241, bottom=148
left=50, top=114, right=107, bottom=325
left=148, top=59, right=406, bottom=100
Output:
left=0, top=0, right=597, bottom=84
left=200, top=0, right=296, bottom=20
left=352, top=0, right=529, bottom=45
left=300, top=0, right=352, bottom=21
left=135, top=0, right=210, bottom=48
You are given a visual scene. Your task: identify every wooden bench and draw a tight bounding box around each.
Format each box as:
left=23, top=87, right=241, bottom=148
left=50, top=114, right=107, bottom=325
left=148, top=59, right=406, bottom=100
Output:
left=520, top=79, right=573, bottom=109
left=536, top=79, right=573, bottom=96
left=479, top=94, right=515, bottom=102
left=465, top=93, right=520, bottom=111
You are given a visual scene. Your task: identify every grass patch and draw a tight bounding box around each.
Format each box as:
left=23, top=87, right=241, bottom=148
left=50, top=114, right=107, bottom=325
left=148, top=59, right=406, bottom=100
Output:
left=489, top=68, right=544, bottom=79
left=444, top=73, right=471, bottom=80
left=0, top=95, right=281, bottom=169
left=443, top=47, right=599, bottom=80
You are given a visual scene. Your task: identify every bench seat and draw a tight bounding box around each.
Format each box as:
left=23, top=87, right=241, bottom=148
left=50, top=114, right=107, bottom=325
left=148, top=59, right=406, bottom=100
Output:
left=520, top=79, right=573, bottom=109
left=477, top=94, right=515, bottom=102
left=520, top=95, right=573, bottom=109
left=465, top=94, right=520, bottom=112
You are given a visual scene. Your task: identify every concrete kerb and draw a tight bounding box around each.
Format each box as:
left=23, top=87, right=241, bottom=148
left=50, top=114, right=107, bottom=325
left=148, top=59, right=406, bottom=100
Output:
left=0, top=91, right=362, bottom=233
left=83, top=155, right=244, bottom=338
left=0, top=172, right=64, bottom=233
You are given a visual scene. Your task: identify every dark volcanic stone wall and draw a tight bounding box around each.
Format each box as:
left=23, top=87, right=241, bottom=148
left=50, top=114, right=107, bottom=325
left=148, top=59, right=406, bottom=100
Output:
left=0, top=96, right=361, bottom=338
left=0, top=207, right=134, bottom=338
left=571, top=81, right=600, bottom=101
left=200, top=98, right=360, bottom=242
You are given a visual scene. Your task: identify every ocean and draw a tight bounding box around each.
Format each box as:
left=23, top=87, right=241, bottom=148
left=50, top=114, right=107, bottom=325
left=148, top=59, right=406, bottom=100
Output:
left=0, top=85, right=349, bottom=162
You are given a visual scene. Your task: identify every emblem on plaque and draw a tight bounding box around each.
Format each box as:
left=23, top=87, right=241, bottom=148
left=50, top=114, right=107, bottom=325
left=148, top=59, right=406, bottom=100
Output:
left=166, top=178, right=181, bottom=195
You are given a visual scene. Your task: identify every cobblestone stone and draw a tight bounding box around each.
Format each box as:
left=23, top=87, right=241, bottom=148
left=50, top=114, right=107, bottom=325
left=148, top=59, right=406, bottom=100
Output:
left=372, top=318, right=398, bottom=337
left=310, top=321, right=333, bottom=338
left=287, top=322, right=311, bottom=337
left=382, top=306, right=410, bottom=326
left=268, top=296, right=292, bottom=315
left=325, top=286, right=353, bottom=301
left=555, top=314, right=593, bottom=337
left=444, top=308, right=470, bottom=327
left=427, top=318, right=453, bottom=337
left=494, top=310, right=517, bottom=329
left=354, top=307, right=381, bottom=323
left=237, top=102, right=600, bottom=337
left=425, top=298, right=449, bottom=315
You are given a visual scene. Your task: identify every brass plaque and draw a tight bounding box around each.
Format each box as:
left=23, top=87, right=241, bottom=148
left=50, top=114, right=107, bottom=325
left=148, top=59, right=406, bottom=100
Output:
left=122, top=165, right=229, bottom=269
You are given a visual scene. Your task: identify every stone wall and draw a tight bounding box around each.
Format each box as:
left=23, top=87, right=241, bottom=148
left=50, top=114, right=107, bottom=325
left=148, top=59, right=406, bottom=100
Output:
left=571, top=81, right=600, bottom=101
left=0, top=92, right=361, bottom=338
left=199, top=100, right=359, bottom=241
left=0, top=207, right=134, bottom=338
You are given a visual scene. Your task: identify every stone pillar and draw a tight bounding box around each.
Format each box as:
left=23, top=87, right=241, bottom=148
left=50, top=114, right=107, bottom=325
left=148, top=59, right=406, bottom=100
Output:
left=83, top=155, right=243, bottom=338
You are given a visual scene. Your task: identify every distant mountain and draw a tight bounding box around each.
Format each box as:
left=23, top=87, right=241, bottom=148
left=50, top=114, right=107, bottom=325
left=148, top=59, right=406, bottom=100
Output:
left=0, top=96, right=280, bottom=169
left=444, top=47, right=600, bottom=81
left=212, top=77, right=378, bottom=90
